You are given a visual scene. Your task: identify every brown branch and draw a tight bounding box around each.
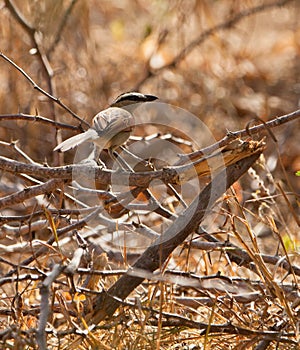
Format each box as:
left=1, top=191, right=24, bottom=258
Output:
left=2, top=207, right=102, bottom=280
left=0, top=53, right=89, bottom=128
left=0, top=178, right=63, bottom=210
left=0, top=105, right=290, bottom=187
left=89, top=149, right=262, bottom=323
left=176, top=108, right=300, bottom=165
left=172, top=0, right=293, bottom=68
left=0, top=140, right=42, bottom=165
left=0, top=114, right=82, bottom=131
left=1, top=221, right=47, bottom=237
left=4, top=0, right=55, bottom=108
left=0, top=156, right=168, bottom=187
left=135, top=0, right=294, bottom=88
left=0, top=207, right=95, bottom=224
left=3, top=0, right=35, bottom=38
left=76, top=182, right=176, bottom=220
left=190, top=239, right=300, bottom=277
left=0, top=107, right=295, bottom=189
left=47, top=0, right=79, bottom=56
left=147, top=314, right=296, bottom=343
left=0, top=137, right=264, bottom=188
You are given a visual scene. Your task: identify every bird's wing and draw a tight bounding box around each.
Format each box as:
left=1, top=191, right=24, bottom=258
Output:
left=54, top=128, right=98, bottom=152
left=93, top=107, right=134, bottom=136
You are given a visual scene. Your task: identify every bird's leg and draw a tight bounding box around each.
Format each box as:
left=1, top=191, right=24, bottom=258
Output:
left=119, top=146, right=154, bottom=170
left=108, top=147, right=133, bottom=172
left=89, top=145, right=105, bottom=168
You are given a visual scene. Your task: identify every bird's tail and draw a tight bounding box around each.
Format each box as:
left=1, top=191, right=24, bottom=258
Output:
left=54, top=129, right=97, bottom=152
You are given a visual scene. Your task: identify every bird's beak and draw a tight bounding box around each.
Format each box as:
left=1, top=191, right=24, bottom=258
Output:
left=144, top=94, right=158, bottom=102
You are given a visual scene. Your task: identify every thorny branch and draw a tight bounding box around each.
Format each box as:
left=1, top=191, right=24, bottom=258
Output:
left=0, top=52, right=89, bottom=128
left=0, top=114, right=82, bottom=131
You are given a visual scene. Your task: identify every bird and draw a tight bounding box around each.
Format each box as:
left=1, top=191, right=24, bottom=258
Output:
left=54, top=92, right=158, bottom=162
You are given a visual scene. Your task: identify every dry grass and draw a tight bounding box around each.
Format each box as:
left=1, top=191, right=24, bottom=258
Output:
left=0, top=0, right=299, bottom=349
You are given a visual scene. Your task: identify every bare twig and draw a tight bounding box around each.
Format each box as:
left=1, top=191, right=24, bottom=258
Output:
left=4, top=0, right=55, bottom=111
left=147, top=313, right=296, bottom=344
left=0, top=113, right=82, bottom=131
left=190, top=239, right=300, bottom=277
left=3, top=0, right=45, bottom=67
left=2, top=207, right=102, bottom=280
left=0, top=207, right=97, bottom=225
left=47, top=0, right=79, bottom=56
left=135, top=0, right=294, bottom=88
left=176, top=108, right=300, bottom=165
left=0, top=53, right=89, bottom=128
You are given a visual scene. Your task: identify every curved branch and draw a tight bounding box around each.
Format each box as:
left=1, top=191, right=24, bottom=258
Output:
left=135, top=0, right=294, bottom=88
left=0, top=53, right=89, bottom=128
